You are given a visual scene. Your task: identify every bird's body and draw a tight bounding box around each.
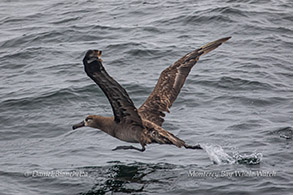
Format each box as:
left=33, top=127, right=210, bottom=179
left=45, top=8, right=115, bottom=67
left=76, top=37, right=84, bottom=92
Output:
left=76, top=115, right=186, bottom=151
left=73, top=37, right=231, bottom=152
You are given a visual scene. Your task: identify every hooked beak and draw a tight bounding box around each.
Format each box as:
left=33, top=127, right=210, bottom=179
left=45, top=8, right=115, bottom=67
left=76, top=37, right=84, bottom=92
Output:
left=72, top=121, right=85, bottom=130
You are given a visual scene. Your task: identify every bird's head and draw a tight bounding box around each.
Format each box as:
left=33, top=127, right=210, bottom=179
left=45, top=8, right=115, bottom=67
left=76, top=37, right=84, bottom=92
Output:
left=72, top=115, right=108, bottom=130
left=72, top=115, right=95, bottom=130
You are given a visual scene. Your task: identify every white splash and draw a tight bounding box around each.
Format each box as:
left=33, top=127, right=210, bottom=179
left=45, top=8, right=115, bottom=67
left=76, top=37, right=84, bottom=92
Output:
left=201, top=143, right=263, bottom=165
left=201, top=144, right=235, bottom=164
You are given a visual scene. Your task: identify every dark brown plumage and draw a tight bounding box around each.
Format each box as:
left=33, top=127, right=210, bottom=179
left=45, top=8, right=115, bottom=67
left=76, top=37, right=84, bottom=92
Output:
left=72, top=37, right=231, bottom=152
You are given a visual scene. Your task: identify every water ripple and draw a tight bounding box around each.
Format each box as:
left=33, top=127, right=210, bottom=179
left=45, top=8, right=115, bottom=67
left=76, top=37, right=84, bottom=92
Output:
left=1, top=0, right=293, bottom=194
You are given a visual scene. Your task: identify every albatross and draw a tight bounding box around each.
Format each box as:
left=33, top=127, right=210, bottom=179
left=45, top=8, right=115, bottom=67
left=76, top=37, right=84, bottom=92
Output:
left=72, top=37, right=231, bottom=152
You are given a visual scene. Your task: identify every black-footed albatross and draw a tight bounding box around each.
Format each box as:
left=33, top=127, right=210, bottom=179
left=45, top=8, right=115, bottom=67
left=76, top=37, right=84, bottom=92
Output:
left=72, top=37, right=231, bottom=152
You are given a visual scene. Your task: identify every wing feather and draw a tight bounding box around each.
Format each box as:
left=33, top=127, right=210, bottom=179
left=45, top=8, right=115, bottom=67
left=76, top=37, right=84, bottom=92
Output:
left=83, top=50, right=143, bottom=127
left=138, top=37, right=231, bottom=126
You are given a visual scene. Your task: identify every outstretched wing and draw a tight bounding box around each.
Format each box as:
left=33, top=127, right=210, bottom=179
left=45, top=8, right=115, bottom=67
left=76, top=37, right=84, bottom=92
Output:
left=83, top=50, right=143, bottom=127
left=138, top=37, right=231, bottom=126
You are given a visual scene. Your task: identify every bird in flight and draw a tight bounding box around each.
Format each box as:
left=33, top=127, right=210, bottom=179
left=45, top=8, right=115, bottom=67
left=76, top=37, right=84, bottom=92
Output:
left=72, top=37, right=231, bottom=152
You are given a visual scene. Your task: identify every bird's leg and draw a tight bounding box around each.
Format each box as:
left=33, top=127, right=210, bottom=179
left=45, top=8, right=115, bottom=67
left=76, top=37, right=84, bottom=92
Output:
left=184, top=144, right=202, bottom=150
left=112, top=145, right=146, bottom=152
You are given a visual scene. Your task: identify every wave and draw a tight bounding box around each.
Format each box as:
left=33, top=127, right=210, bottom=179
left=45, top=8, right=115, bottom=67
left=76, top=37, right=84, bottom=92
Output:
left=269, top=126, right=293, bottom=140
left=0, top=86, right=91, bottom=109
left=193, top=76, right=274, bottom=91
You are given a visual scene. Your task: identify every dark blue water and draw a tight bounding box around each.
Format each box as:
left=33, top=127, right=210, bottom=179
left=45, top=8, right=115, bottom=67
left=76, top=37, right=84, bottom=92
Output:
left=1, top=0, right=292, bottom=194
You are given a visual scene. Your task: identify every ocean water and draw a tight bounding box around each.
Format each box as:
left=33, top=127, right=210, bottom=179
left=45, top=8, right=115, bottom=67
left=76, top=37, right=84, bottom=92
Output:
left=1, top=0, right=293, bottom=194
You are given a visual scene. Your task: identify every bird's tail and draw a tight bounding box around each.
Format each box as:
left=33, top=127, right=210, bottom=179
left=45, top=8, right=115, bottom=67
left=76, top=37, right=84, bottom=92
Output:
left=147, top=127, right=186, bottom=147
left=198, top=37, right=231, bottom=56
left=144, top=123, right=202, bottom=150
left=148, top=128, right=203, bottom=150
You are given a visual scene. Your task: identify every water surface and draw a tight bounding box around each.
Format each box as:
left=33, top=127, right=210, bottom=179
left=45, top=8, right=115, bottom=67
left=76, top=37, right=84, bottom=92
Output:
left=1, top=0, right=293, bottom=194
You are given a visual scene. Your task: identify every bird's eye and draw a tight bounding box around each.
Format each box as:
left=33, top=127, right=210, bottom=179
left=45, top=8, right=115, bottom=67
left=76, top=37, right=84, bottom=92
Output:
left=86, top=117, right=93, bottom=122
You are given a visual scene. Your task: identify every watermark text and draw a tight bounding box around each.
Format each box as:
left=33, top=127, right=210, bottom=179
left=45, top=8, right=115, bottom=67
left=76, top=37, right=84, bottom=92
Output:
left=24, top=170, right=88, bottom=178
left=188, top=170, right=276, bottom=178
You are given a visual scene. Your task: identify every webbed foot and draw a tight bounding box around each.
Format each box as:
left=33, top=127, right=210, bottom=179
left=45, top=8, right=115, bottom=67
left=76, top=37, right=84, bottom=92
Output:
left=184, top=144, right=202, bottom=150
left=112, top=145, right=146, bottom=152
